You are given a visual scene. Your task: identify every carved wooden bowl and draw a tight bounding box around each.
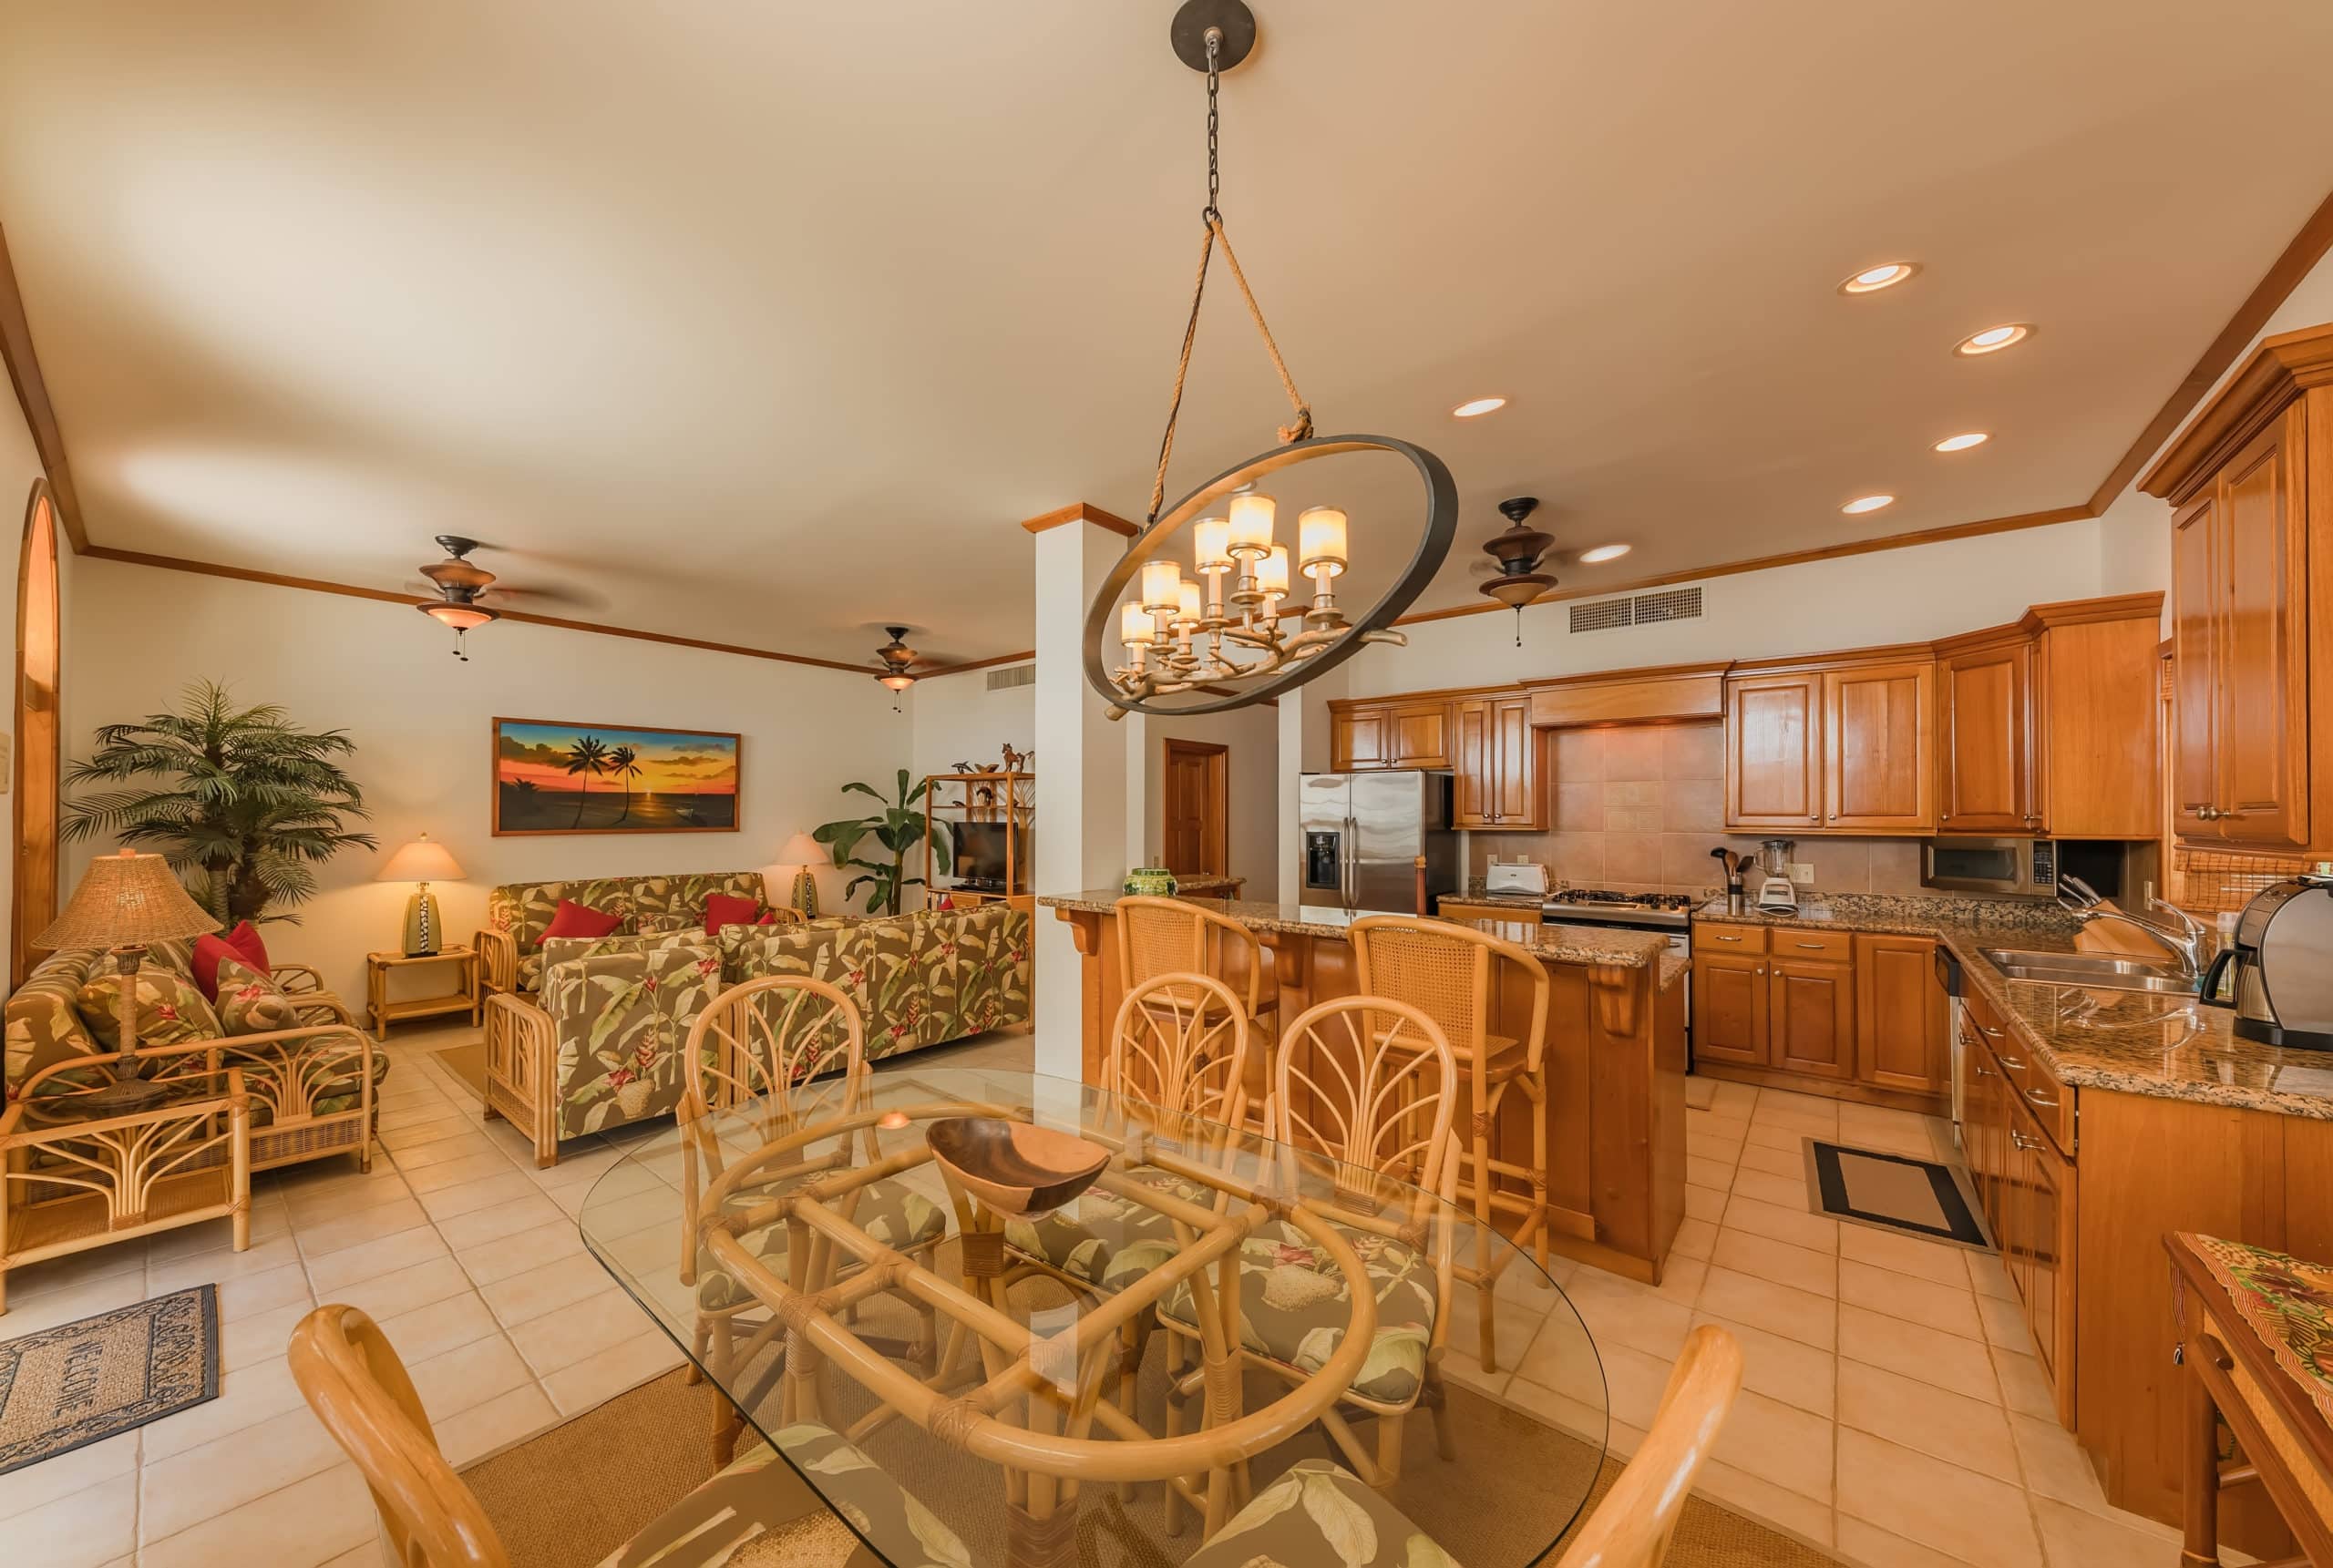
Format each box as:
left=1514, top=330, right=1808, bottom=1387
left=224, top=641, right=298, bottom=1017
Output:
left=926, top=1117, right=1111, bottom=1217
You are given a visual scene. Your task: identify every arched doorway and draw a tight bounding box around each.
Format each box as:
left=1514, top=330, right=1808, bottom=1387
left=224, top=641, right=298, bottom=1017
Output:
left=13, top=480, right=58, bottom=987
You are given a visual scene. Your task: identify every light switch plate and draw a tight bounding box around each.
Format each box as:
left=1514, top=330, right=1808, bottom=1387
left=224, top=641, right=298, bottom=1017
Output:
left=1789, top=863, right=1814, bottom=885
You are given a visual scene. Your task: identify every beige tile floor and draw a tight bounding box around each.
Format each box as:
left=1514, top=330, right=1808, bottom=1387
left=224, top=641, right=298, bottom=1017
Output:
left=1, top=1025, right=2194, bottom=1567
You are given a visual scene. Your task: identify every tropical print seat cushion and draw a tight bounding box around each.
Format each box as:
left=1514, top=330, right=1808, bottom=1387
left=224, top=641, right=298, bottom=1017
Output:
left=697, top=1180, right=946, bottom=1311
left=541, top=941, right=725, bottom=1138
left=73, top=968, right=220, bottom=1050
left=1185, top=1458, right=1459, bottom=1568
left=734, top=905, right=1030, bottom=1061
left=487, top=871, right=766, bottom=992
left=1158, top=1218, right=1438, bottom=1405
left=1002, top=1166, right=1213, bottom=1291
left=768, top=1423, right=972, bottom=1568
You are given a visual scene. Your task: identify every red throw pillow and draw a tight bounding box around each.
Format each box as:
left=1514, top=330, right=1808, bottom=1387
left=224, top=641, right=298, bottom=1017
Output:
left=192, top=919, right=272, bottom=1002
left=755, top=910, right=779, bottom=925
left=704, top=892, right=763, bottom=935
left=225, top=919, right=269, bottom=975
left=543, top=898, right=622, bottom=942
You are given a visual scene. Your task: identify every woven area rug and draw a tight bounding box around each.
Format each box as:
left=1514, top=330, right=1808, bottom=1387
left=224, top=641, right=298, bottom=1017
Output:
left=468, top=1360, right=1839, bottom=1568
left=0, top=1283, right=219, bottom=1476
left=433, top=1039, right=492, bottom=1102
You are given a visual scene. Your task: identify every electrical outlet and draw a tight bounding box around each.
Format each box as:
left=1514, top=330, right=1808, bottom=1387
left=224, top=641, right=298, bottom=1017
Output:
left=1789, top=863, right=1814, bottom=886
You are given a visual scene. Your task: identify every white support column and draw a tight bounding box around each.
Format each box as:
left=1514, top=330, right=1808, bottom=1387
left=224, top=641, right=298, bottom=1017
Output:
left=1276, top=661, right=1347, bottom=904
left=1032, top=515, right=1135, bottom=1079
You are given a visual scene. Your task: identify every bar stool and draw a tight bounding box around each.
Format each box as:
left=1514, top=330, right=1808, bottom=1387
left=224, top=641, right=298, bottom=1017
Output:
left=1349, top=914, right=1550, bottom=1375
left=1116, top=896, right=1279, bottom=1123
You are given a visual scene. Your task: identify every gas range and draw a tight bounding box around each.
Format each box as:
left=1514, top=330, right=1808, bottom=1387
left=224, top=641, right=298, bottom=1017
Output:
left=1538, top=888, right=1698, bottom=930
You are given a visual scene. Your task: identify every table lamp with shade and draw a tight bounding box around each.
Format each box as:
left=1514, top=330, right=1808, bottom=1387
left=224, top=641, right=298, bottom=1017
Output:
left=34, top=849, right=227, bottom=1114
left=767, top=832, right=830, bottom=917
left=375, top=835, right=465, bottom=956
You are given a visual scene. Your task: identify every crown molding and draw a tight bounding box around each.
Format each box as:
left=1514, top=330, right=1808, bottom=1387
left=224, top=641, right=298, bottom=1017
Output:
left=1020, top=501, right=1138, bottom=538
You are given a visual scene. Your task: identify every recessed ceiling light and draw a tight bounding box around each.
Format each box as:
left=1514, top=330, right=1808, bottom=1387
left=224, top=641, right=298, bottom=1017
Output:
left=1578, top=544, right=1631, bottom=563
left=1841, top=495, right=1895, bottom=515
left=1838, top=261, right=1919, bottom=294
left=1955, top=323, right=2031, bottom=355
left=1933, top=432, right=1989, bottom=452
left=1451, top=396, right=1507, bottom=418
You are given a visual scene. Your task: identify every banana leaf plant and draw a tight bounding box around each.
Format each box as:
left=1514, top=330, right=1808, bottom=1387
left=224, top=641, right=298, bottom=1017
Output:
left=813, top=769, right=949, bottom=916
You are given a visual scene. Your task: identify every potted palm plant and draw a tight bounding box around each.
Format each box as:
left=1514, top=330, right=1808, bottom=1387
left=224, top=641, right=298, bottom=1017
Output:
left=813, top=769, right=949, bottom=917
left=61, top=681, right=378, bottom=925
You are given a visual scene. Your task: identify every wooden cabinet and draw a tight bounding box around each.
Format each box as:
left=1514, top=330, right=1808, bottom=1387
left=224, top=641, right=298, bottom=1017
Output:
left=1853, top=934, right=1947, bottom=1094
left=1723, top=672, right=1821, bottom=829
left=1452, top=694, right=1539, bottom=828
left=1767, top=957, right=1854, bottom=1079
left=1962, top=989, right=2076, bottom=1424
left=1937, top=637, right=2037, bottom=833
left=2142, top=324, right=2333, bottom=855
left=1724, top=655, right=1935, bottom=833
left=1692, top=950, right=1767, bottom=1068
left=1330, top=699, right=1451, bottom=772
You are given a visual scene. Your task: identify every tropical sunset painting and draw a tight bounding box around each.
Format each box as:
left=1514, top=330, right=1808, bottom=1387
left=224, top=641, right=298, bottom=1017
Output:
left=491, top=719, right=741, bottom=835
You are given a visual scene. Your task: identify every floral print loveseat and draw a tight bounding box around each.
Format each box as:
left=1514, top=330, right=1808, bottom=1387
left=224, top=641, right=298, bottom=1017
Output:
left=479, top=904, right=1030, bottom=1164
left=473, top=869, right=768, bottom=999
left=3, top=938, right=383, bottom=1175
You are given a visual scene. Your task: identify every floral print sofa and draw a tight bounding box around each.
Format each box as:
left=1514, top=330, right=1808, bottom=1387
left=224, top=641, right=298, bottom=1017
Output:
left=3, top=938, right=383, bottom=1174
left=473, top=869, right=769, bottom=999
left=480, top=904, right=1031, bottom=1165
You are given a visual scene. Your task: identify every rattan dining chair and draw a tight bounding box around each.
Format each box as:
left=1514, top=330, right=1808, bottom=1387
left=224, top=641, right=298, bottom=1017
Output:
left=288, top=1303, right=918, bottom=1568
left=1552, top=1324, right=1744, bottom=1567
left=1351, top=913, right=1551, bottom=1375
left=1116, top=897, right=1278, bottom=1122
left=1156, top=992, right=1461, bottom=1504
left=677, top=975, right=944, bottom=1456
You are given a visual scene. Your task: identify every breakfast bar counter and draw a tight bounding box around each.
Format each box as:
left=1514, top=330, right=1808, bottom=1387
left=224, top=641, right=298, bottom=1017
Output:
left=1040, top=892, right=1688, bottom=1284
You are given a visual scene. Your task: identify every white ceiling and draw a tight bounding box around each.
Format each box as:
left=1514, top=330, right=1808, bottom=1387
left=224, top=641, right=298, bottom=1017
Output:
left=4, top=1, right=2332, bottom=669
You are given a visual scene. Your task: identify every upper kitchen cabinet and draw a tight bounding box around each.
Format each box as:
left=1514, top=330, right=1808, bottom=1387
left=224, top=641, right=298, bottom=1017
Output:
left=2143, top=324, right=2333, bottom=854
left=1330, top=697, right=1453, bottom=772
left=1932, top=597, right=2162, bottom=839
left=1723, top=651, right=1933, bottom=833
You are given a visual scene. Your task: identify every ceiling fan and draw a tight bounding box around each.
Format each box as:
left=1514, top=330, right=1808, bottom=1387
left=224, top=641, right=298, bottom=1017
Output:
left=409, top=537, right=601, bottom=661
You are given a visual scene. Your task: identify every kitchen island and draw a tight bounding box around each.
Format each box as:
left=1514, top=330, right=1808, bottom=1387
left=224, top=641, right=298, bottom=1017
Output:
left=1696, top=893, right=2333, bottom=1553
left=1041, top=892, right=1689, bottom=1284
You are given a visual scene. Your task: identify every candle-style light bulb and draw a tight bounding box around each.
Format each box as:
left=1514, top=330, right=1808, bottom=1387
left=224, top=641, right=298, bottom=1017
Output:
left=1299, top=506, right=1349, bottom=579
left=1227, top=493, right=1276, bottom=559
left=1173, top=580, right=1203, bottom=629
left=1120, top=600, right=1156, bottom=647
left=1257, top=545, right=1291, bottom=599
left=1139, top=559, right=1184, bottom=614
left=1193, top=517, right=1233, bottom=574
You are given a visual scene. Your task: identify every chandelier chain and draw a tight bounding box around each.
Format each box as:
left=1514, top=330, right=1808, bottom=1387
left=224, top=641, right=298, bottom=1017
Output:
left=1142, top=29, right=1314, bottom=523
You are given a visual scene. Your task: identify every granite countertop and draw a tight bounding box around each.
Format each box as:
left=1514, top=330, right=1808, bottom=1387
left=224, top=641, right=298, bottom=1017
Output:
left=1691, top=894, right=2333, bottom=1121
left=1442, top=889, right=1548, bottom=911
left=1039, top=891, right=1669, bottom=969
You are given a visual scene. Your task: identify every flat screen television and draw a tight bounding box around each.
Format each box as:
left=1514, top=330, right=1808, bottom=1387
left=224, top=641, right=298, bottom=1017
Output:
left=949, top=821, right=1023, bottom=891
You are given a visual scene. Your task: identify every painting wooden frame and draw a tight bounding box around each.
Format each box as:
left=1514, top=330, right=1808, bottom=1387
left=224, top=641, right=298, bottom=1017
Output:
left=491, top=717, right=742, bottom=837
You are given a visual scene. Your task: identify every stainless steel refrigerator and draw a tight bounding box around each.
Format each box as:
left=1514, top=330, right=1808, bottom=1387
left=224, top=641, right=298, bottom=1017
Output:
left=1299, top=771, right=1460, bottom=913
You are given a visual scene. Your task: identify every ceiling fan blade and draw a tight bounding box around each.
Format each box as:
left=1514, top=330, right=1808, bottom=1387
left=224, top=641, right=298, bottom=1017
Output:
left=481, top=581, right=611, bottom=612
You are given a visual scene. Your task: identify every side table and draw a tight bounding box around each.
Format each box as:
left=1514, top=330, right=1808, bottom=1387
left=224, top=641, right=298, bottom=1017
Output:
left=365, top=947, right=481, bottom=1042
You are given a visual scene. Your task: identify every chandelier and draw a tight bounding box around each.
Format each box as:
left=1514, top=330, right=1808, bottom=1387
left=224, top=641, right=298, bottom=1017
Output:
left=1083, top=2, right=1456, bottom=718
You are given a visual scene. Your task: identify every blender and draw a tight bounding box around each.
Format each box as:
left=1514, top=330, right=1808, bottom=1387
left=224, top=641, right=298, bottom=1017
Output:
left=1754, top=838, right=1799, bottom=913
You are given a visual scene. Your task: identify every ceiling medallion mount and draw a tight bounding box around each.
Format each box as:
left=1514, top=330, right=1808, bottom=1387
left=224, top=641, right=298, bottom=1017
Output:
left=416, top=536, right=500, bottom=661
left=1086, top=6, right=1456, bottom=717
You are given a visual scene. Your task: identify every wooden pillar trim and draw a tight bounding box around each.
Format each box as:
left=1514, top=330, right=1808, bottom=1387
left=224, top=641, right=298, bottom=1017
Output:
left=14, top=481, right=61, bottom=987
left=1020, top=502, right=1139, bottom=538
left=0, top=227, right=89, bottom=553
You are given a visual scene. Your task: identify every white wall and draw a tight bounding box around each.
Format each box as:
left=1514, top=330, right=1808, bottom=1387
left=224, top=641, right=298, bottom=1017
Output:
left=909, top=664, right=1034, bottom=783
left=1345, top=517, right=2110, bottom=696
left=61, top=557, right=910, bottom=999
left=1139, top=705, right=1279, bottom=893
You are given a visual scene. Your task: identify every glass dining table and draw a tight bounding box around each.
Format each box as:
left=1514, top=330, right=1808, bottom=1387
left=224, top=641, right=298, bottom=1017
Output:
left=578, top=1064, right=1609, bottom=1568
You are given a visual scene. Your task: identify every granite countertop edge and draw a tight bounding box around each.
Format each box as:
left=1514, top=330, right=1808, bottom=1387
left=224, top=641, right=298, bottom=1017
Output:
left=1038, top=892, right=1668, bottom=969
left=1692, top=897, right=2333, bottom=1121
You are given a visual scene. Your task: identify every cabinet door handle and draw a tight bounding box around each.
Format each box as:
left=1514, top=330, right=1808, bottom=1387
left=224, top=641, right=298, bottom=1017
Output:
left=1794, top=941, right=1828, bottom=950
left=1755, top=965, right=1767, bottom=976
left=1972, top=1062, right=1992, bottom=1079
left=2026, top=1088, right=2059, bottom=1109
left=2010, top=1130, right=2040, bottom=1153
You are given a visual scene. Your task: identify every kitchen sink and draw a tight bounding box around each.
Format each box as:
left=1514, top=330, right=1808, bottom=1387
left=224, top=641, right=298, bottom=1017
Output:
left=1975, top=948, right=2199, bottom=995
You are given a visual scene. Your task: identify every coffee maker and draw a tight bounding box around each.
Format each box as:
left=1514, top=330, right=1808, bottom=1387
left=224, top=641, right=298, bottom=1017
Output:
left=1754, top=839, right=1799, bottom=914
left=2200, top=866, right=2333, bottom=1049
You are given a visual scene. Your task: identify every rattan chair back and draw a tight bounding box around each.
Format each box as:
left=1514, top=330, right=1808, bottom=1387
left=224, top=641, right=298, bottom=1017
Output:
left=1105, top=970, right=1253, bottom=1131
left=1115, top=895, right=1269, bottom=1013
left=1551, top=1324, right=1744, bottom=1568
left=289, top=1304, right=511, bottom=1568
left=1271, top=994, right=1459, bottom=1201
left=1351, top=915, right=1550, bottom=1072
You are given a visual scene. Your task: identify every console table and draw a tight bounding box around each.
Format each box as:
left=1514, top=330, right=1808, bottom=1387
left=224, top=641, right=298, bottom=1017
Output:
left=365, top=947, right=481, bottom=1041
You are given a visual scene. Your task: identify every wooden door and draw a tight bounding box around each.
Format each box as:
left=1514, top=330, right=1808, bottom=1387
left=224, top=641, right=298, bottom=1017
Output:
left=1388, top=702, right=1452, bottom=769
left=1160, top=740, right=1228, bottom=877
left=1939, top=641, right=2035, bottom=833
left=1725, top=673, right=1822, bottom=829
left=1823, top=661, right=1935, bottom=830
left=1692, top=953, right=1768, bottom=1066
left=1332, top=709, right=1386, bottom=771
left=2215, top=410, right=2311, bottom=849
left=1768, top=958, right=1855, bottom=1079
left=2169, top=490, right=2223, bottom=838
left=1452, top=699, right=1494, bottom=827
left=1854, top=935, right=1944, bottom=1093
left=12, top=486, right=60, bottom=989
left=1491, top=696, right=1539, bottom=826
left=2019, top=1101, right=2071, bottom=1399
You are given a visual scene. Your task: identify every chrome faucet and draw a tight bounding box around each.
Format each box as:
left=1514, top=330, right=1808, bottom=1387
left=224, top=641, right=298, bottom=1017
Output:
left=2056, top=876, right=2208, bottom=979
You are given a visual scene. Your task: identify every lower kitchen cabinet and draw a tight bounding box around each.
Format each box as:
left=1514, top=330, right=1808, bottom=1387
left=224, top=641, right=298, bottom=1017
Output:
left=1854, top=934, right=1948, bottom=1094
left=1768, top=958, right=1854, bottom=1078
left=1691, top=924, right=1948, bottom=1099
left=1692, top=949, right=1767, bottom=1067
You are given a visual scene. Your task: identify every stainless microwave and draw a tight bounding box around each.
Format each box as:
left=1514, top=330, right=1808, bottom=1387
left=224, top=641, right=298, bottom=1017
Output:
left=1920, top=837, right=2124, bottom=899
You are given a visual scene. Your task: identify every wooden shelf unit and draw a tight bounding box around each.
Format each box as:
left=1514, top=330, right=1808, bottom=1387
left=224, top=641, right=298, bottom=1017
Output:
left=920, top=770, right=1034, bottom=907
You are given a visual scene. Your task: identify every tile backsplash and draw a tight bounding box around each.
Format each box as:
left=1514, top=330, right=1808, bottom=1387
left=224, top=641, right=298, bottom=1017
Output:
left=1467, top=720, right=1931, bottom=898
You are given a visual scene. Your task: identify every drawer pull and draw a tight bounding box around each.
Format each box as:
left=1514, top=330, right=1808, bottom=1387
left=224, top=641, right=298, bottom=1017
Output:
left=1973, top=1063, right=1992, bottom=1079
left=1713, top=934, right=1742, bottom=942
left=1998, top=1055, right=2027, bottom=1071
left=2026, top=1088, right=2059, bottom=1109
left=1793, top=941, right=1830, bottom=950
left=2010, top=1130, right=2040, bottom=1153
left=1975, top=1023, right=2003, bottom=1039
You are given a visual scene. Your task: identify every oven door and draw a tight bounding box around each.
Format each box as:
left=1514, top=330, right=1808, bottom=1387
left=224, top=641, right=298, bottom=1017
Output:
left=1921, top=836, right=2046, bottom=897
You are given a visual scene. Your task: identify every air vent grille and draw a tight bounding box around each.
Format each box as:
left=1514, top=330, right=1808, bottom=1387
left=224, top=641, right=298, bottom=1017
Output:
left=1568, top=587, right=1704, bottom=633
left=986, top=664, right=1036, bottom=692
